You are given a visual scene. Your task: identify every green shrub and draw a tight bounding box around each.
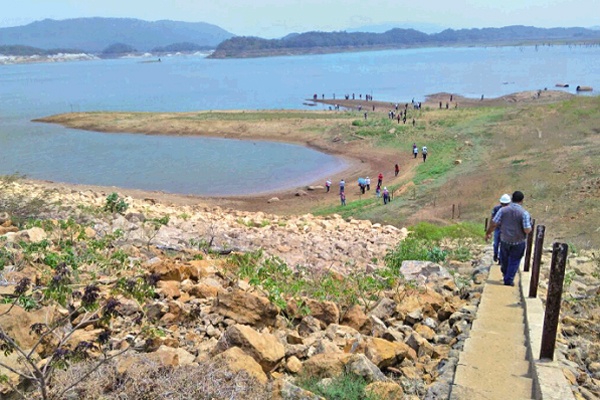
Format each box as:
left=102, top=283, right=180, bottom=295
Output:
left=104, top=192, right=128, bottom=214
left=297, top=373, right=380, bottom=400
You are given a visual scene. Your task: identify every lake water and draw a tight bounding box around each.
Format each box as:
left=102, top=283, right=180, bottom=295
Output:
left=0, top=45, right=598, bottom=195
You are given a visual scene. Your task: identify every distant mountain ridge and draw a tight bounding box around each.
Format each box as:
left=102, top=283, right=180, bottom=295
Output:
left=0, top=17, right=234, bottom=53
left=211, top=25, right=600, bottom=58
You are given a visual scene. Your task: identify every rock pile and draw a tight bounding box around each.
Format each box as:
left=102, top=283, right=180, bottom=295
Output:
left=0, top=181, right=489, bottom=399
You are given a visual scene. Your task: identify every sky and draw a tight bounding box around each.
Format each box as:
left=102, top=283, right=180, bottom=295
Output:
left=0, top=0, right=597, bottom=38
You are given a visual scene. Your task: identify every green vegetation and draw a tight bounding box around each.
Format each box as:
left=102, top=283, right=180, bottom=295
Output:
left=211, top=26, right=600, bottom=58
left=104, top=192, right=129, bottom=214
left=228, top=222, right=479, bottom=317
left=297, top=373, right=381, bottom=400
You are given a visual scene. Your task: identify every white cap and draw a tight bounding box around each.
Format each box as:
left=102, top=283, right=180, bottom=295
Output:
left=500, top=194, right=511, bottom=204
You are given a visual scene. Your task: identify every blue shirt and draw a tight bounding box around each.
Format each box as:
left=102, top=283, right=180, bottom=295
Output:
left=493, top=203, right=531, bottom=243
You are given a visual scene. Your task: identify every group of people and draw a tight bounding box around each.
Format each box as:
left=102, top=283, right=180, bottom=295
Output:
left=326, top=172, right=391, bottom=206
left=485, top=191, right=532, bottom=287
left=412, top=143, right=428, bottom=162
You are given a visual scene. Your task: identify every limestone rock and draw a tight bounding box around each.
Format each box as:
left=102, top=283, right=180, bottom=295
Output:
left=286, top=356, right=303, bottom=374
left=368, top=298, right=396, bottom=320
left=365, top=381, right=404, bottom=399
left=344, top=354, right=387, bottom=383
left=365, top=337, right=412, bottom=368
left=214, top=289, right=279, bottom=328
left=304, top=299, right=340, bottom=326
left=212, top=347, right=268, bottom=384
left=151, top=345, right=195, bottom=366
left=216, top=324, right=285, bottom=372
left=340, top=305, right=368, bottom=331
left=273, top=379, right=324, bottom=400
left=303, top=352, right=351, bottom=378
left=17, top=227, right=47, bottom=243
left=400, top=261, right=450, bottom=282
left=156, top=280, right=181, bottom=299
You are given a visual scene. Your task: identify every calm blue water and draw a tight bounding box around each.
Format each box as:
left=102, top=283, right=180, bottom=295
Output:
left=0, top=45, right=598, bottom=195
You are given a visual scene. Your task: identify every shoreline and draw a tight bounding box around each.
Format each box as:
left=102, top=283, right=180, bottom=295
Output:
left=29, top=89, right=575, bottom=215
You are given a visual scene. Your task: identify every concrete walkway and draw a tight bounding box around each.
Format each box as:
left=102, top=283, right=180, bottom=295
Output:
left=450, top=263, right=534, bottom=399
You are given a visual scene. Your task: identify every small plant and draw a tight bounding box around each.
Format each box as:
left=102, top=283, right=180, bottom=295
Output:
left=141, top=216, right=169, bottom=251
left=115, top=274, right=158, bottom=303
left=296, top=373, right=380, bottom=400
left=103, top=192, right=128, bottom=214
left=178, top=213, right=190, bottom=221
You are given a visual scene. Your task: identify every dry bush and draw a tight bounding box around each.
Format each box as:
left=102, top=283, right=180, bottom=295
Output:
left=49, top=353, right=271, bottom=400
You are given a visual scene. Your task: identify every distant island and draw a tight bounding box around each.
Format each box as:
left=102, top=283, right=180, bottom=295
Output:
left=210, top=25, right=600, bottom=58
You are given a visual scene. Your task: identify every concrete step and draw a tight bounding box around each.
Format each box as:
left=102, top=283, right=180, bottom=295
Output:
left=452, top=364, right=534, bottom=400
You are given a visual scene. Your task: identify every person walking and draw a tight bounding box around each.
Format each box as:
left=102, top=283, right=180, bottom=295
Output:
left=394, top=163, right=399, bottom=177
left=491, top=194, right=512, bottom=263
left=339, top=179, right=345, bottom=193
left=340, top=191, right=346, bottom=206
left=377, top=172, right=383, bottom=187
left=366, top=176, right=371, bottom=191
left=413, top=143, right=418, bottom=159
left=382, top=187, right=390, bottom=204
left=325, top=179, right=332, bottom=193
left=422, top=146, right=428, bottom=162
left=485, top=191, right=532, bottom=286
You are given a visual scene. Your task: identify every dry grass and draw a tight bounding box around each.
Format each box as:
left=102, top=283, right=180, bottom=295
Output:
left=47, top=354, right=271, bottom=400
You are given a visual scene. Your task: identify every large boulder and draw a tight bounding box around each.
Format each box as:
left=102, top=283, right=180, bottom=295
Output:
left=365, top=381, right=404, bottom=399
left=365, top=338, right=412, bottom=368
left=400, top=261, right=450, bottom=282
left=341, top=304, right=368, bottom=331
left=302, top=352, right=352, bottom=378
left=213, top=289, right=279, bottom=328
left=303, top=299, right=340, bottom=326
left=212, top=346, right=268, bottom=384
left=215, top=324, right=285, bottom=372
left=344, top=354, right=387, bottom=383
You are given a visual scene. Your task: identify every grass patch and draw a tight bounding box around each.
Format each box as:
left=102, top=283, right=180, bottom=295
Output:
left=297, top=373, right=380, bottom=400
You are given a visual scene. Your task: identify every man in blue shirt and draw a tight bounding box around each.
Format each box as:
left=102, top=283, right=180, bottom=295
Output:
left=485, top=191, right=532, bottom=286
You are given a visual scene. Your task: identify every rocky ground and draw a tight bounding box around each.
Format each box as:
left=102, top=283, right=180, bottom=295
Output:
left=0, top=181, right=490, bottom=399
left=1, top=180, right=598, bottom=399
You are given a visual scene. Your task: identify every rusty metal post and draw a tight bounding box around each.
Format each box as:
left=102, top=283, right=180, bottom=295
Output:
left=484, top=217, right=489, bottom=232
left=528, top=224, right=545, bottom=298
left=457, top=203, right=461, bottom=218
left=523, top=218, right=536, bottom=272
left=539, top=242, right=569, bottom=360
left=452, top=204, right=455, bottom=220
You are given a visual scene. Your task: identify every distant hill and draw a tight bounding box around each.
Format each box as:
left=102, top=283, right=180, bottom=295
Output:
left=0, top=18, right=234, bottom=53
left=211, top=25, right=600, bottom=58
left=347, top=22, right=446, bottom=34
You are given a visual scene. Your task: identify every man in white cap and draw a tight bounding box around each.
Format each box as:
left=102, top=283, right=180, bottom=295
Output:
left=485, top=191, right=532, bottom=286
left=490, top=194, right=511, bottom=264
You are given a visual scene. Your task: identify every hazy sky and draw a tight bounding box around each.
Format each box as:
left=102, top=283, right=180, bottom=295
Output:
left=1, top=0, right=597, bottom=38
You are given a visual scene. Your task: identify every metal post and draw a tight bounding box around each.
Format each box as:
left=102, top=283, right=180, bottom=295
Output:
left=452, top=204, right=455, bottom=220
left=457, top=204, right=461, bottom=219
left=524, top=218, right=536, bottom=272
left=484, top=217, right=489, bottom=232
left=539, top=242, right=569, bottom=360
left=528, top=224, right=545, bottom=298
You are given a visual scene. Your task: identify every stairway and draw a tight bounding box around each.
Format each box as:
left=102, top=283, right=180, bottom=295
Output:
left=450, top=263, right=534, bottom=399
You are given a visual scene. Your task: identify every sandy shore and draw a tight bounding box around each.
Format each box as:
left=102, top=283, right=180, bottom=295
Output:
left=31, top=90, right=574, bottom=215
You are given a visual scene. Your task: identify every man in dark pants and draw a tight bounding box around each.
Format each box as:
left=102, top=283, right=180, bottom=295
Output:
left=491, top=194, right=512, bottom=263
left=485, top=191, right=532, bottom=286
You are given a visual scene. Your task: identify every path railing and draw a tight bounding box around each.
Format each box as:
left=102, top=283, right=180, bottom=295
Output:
left=484, top=217, right=569, bottom=361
